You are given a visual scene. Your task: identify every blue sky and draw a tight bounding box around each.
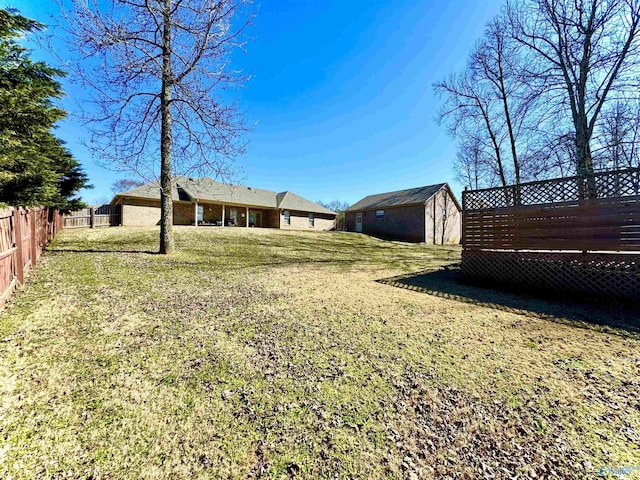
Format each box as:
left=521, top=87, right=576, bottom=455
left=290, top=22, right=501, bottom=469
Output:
left=10, top=0, right=503, bottom=205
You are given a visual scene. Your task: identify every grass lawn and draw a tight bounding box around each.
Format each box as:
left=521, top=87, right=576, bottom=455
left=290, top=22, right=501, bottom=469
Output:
left=0, top=227, right=638, bottom=479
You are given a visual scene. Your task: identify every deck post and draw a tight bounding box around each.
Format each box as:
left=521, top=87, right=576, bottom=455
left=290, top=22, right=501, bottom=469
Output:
left=222, top=204, right=225, bottom=227
left=246, top=206, right=249, bottom=228
left=194, top=200, right=198, bottom=227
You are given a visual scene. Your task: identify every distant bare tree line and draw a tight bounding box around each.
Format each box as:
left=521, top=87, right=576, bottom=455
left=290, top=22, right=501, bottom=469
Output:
left=317, top=200, right=350, bottom=230
left=436, top=0, right=640, bottom=189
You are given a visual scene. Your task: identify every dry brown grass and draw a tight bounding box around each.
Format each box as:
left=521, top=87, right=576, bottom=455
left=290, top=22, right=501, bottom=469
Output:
left=0, top=226, right=638, bottom=479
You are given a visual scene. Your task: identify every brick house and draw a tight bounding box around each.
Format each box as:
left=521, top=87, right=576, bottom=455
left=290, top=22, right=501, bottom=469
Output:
left=344, top=183, right=461, bottom=243
left=111, top=176, right=336, bottom=230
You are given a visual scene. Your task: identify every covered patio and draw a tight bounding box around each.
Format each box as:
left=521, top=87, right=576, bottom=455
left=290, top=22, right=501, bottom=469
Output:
left=194, top=201, right=280, bottom=228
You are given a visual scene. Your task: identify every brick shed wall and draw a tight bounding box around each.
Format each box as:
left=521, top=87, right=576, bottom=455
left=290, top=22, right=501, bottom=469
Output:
left=346, top=204, right=426, bottom=242
left=344, top=211, right=356, bottom=232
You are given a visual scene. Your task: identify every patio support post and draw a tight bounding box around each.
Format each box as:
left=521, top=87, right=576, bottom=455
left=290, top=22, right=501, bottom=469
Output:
left=194, top=200, right=198, bottom=227
left=222, top=204, right=225, bottom=227
left=246, top=206, right=249, bottom=228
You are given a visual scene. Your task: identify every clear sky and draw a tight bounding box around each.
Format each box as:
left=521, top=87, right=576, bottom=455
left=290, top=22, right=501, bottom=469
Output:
left=9, top=0, right=503, bottom=205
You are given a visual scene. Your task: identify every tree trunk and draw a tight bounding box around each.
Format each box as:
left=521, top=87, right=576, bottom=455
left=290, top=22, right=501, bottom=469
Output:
left=499, top=78, right=519, bottom=185
left=478, top=102, right=508, bottom=188
left=159, top=0, right=174, bottom=254
left=494, top=39, right=520, bottom=186
left=575, top=114, right=597, bottom=198
left=575, top=133, right=594, bottom=176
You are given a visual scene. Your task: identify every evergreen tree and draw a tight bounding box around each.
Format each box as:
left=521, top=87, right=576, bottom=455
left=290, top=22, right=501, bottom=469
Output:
left=0, top=8, right=89, bottom=211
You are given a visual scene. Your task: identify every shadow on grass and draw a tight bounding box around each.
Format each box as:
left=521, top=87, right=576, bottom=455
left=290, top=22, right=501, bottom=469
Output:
left=173, top=252, right=428, bottom=272
left=48, top=248, right=159, bottom=255
left=377, top=266, right=640, bottom=336
left=49, top=232, right=159, bottom=255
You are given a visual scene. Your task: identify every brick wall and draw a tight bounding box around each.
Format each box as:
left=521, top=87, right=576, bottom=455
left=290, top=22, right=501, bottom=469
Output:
left=280, top=210, right=335, bottom=231
left=264, top=209, right=280, bottom=228
left=173, top=202, right=195, bottom=225
left=122, top=199, right=197, bottom=226
left=344, top=211, right=356, bottom=232
left=201, top=203, right=222, bottom=223
left=122, top=199, right=161, bottom=226
left=346, top=204, right=426, bottom=242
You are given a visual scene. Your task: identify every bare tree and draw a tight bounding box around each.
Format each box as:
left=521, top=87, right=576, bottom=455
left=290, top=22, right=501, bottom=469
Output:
left=596, top=100, right=640, bottom=169
left=509, top=0, right=640, bottom=177
left=111, top=178, right=145, bottom=195
left=55, top=0, right=254, bottom=253
left=317, top=200, right=350, bottom=213
left=435, top=11, right=546, bottom=189
left=317, top=200, right=350, bottom=231
left=435, top=72, right=510, bottom=187
left=438, top=1, right=640, bottom=190
left=472, top=16, right=534, bottom=184
left=454, top=136, right=494, bottom=190
left=623, top=101, right=640, bottom=168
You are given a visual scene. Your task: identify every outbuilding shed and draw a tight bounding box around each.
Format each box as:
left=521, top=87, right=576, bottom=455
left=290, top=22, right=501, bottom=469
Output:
left=345, top=183, right=461, bottom=243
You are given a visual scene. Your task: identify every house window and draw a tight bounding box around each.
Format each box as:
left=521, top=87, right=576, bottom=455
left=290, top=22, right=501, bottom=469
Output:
left=230, top=208, right=238, bottom=225
left=309, top=212, right=314, bottom=227
left=376, top=210, right=384, bottom=219
left=284, top=210, right=290, bottom=225
left=197, top=205, right=204, bottom=222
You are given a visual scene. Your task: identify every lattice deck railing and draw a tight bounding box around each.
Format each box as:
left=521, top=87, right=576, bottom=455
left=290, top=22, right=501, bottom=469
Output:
left=461, top=168, right=640, bottom=301
left=463, top=168, right=640, bottom=210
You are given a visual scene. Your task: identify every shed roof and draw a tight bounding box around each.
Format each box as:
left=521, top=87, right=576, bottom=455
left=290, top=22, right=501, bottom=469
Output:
left=113, top=176, right=336, bottom=215
left=347, top=183, right=448, bottom=211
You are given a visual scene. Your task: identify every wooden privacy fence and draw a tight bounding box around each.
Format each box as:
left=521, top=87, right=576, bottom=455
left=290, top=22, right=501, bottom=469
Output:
left=461, top=168, right=640, bottom=300
left=0, top=207, right=63, bottom=308
left=63, top=205, right=121, bottom=229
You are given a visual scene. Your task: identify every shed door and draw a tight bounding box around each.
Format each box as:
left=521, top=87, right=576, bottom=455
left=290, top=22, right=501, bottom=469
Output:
left=355, top=213, right=363, bottom=233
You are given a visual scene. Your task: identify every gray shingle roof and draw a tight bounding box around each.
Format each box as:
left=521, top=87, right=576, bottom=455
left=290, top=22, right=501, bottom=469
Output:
left=277, top=191, right=335, bottom=215
left=114, top=176, right=336, bottom=215
left=115, top=180, right=188, bottom=201
left=347, top=184, right=447, bottom=211
left=178, top=177, right=279, bottom=208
